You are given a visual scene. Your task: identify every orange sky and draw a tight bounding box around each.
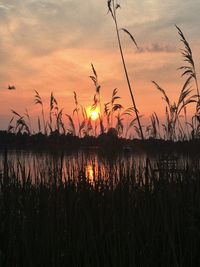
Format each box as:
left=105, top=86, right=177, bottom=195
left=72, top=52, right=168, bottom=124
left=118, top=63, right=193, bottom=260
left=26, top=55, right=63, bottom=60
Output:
left=0, top=0, right=200, bottom=130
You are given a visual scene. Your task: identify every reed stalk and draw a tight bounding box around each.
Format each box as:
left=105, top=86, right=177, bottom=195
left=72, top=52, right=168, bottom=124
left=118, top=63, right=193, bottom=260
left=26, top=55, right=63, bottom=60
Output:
left=107, top=0, right=144, bottom=139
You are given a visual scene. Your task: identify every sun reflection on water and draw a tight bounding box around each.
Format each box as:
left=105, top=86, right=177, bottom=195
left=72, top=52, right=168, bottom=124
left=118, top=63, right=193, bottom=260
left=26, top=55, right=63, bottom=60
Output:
left=85, top=164, right=94, bottom=183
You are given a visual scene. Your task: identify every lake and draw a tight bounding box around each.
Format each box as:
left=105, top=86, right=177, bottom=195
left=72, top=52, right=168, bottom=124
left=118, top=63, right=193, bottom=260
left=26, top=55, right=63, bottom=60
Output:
left=1, top=149, right=199, bottom=185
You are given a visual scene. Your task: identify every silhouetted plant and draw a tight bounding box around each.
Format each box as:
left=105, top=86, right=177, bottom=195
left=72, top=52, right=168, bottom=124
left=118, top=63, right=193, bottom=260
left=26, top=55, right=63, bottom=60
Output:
left=120, top=107, right=136, bottom=138
left=56, top=108, right=65, bottom=134
left=90, top=64, right=105, bottom=135
left=146, top=112, right=160, bottom=139
left=11, top=110, right=30, bottom=134
left=66, top=114, right=76, bottom=136
left=176, top=25, right=200, bottom=103
left=1, top=152, right=200, bottom=266
left=7, top=116, right=14, bottom=133
left=103, top=88, right=123, bottom=133
left=24, top=108, right=32, bottom=134
left=73, top=91, right=81, bottom=137
left=34, top=90, right=47, bottom=134
left=152, top=80, right=195, bottom=140
left=176, top=25, right=200, bottom=138
left=49, top=92, right=58, bottom=133
left=6, top=24, right=200, bottom=141
left=107, top=0, right=144, bottom=139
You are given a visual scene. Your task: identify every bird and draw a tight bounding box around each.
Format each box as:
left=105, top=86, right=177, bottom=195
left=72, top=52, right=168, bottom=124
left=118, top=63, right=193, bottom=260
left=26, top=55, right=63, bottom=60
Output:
left=8, top=85, right=16, bottom=90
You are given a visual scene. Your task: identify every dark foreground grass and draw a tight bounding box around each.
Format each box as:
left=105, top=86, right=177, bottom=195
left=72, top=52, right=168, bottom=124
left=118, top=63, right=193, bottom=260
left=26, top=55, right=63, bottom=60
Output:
left=0, top=155, right=200, bottom=267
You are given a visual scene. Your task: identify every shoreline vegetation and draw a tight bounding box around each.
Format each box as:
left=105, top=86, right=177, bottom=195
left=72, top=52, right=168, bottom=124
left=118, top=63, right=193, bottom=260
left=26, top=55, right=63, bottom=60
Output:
left=4, top=25, right=200, bottom=143
left=1, top=130, right=200, bottom=155
left=0, top=149, right=200, bottom=266
left=1, top=3, right=199, bottom=143
left=1, top=1, right=200, bottom=266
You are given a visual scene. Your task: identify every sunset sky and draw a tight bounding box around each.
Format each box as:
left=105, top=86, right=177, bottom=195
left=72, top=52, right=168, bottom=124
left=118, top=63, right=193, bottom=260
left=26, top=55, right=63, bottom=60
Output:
left=0, top=0, right=200, bottom=130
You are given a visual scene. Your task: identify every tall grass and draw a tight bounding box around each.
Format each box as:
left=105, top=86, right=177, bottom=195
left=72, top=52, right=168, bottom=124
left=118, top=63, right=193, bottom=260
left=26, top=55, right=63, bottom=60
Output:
left=6, top=26, right=200, bottom=141
left=0, top=152, right=200, bottom=266
left=152, top=26, right=199, bottom=140
left=107, top=0, right=144, bottom=139
left=175, top=26, right=200, bottom=138
left=34, top=90, right=47, bottom=135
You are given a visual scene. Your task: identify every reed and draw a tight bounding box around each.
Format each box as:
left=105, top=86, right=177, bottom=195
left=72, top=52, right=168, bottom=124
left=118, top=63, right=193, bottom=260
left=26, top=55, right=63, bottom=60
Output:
left=1, top=152, right=200, bottom=266
left=152, top=79, right=195, bottom=140
left=73, top=91, right=81, bottom=137
left=6, top=26, right=200, bottom=140
left=107, top=0, right=144, bottom=139
left=176, top=25, right=200, bottom=138
left=151, top=26, right=199, bottom=140
left=34, top=90, right=47, bottom=134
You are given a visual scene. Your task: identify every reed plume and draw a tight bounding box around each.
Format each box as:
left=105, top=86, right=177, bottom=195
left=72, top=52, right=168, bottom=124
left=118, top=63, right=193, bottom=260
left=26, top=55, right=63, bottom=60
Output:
left=34, top=90, right=47, bottom=134
left=107, top=0, right=144, bottom=139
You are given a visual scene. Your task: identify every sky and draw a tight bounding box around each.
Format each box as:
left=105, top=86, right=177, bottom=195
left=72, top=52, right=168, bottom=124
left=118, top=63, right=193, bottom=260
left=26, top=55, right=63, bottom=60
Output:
left=0, top=0, right=200, bottom=130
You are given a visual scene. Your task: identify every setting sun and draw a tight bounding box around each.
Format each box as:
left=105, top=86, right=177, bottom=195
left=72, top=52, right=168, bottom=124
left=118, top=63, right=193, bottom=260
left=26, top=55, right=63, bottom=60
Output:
left=86, top=107, right=100, bottom=121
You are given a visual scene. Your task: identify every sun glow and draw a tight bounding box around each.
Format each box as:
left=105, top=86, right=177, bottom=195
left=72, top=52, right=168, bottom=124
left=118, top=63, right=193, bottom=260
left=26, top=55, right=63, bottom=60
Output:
left=86, top=107, right=100, bottom=121
left=85, top=164, right=94, bottom=183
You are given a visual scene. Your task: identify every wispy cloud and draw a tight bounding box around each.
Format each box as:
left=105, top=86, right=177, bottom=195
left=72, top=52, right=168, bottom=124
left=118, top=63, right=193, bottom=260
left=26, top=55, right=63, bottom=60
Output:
left=0, top=0, right=199, bottom=127
left=0, top=3, right=13, bottom=10
left=138, top=43, right=177, bottom=53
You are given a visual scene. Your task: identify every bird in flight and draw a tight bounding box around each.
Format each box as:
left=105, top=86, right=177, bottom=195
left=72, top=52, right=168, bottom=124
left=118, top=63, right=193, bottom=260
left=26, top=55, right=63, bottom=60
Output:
left=8, top=85, right=16, bottom=90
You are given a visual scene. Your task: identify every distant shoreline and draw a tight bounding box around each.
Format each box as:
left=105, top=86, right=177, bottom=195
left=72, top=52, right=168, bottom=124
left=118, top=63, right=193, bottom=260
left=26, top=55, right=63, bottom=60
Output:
left=0, top=130, right=200, bottom=155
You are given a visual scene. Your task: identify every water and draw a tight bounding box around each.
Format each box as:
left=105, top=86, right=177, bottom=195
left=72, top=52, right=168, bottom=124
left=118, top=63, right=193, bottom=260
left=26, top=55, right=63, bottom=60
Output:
left=0, top=149, right=199, bottom=184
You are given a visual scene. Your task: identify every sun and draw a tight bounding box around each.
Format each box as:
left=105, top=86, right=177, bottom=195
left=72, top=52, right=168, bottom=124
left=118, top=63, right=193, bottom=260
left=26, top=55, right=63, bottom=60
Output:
left=86, top=107, right=100, bottom=121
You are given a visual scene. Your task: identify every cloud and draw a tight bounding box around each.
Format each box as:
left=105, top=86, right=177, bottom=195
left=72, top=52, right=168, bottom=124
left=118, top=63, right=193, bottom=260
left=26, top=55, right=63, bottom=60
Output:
left=138, top=43, right=177, bottom=53
left=0, top=3, right=14, bottom=10
left=122, top=0, right=200, bottom=44
left=0, top=0, right=107, bottom=57
left=0, top=0, right=199, bottom=127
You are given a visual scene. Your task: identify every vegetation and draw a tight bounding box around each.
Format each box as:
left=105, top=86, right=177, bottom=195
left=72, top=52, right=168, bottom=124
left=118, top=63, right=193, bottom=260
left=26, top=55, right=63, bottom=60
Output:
left=1, top=3, right=200, bottom=266
left=107, top=0, right=144, bottom=139
left=0, top=151, right=200, bottom=266
left=152, top=26, right=200, bottom=141
left=6, top=25, right=200, bottom=142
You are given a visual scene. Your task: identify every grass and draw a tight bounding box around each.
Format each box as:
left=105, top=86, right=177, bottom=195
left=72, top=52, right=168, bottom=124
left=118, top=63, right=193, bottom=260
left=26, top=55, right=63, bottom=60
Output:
left=6, top=25, right=199, bottom=141
left=0, top=151, right=200, bottom=266
left=1, top=3, right=200, bottom=266
left=152, top=25, right=199, bottom=141
left=107, top=0, right=144, bottom=139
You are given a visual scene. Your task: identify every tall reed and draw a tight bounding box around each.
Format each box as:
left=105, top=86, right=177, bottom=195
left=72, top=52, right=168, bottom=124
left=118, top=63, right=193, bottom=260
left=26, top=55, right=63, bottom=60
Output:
left=1, top=152, right=200, bottom=266
left=107, top=0, right=144, bottom=139
left=34, top=90, right=47, bottom=134
left=176, top=25, right=200, bottom=138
